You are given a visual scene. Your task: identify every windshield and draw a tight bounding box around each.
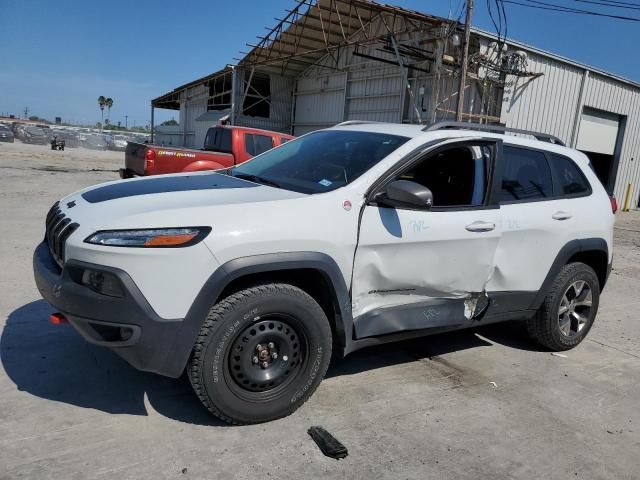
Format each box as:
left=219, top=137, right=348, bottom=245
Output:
left=230, top=130, right=409, bottom=194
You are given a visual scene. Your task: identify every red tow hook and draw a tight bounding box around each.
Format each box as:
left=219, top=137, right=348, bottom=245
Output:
left=49, top=313, right=69, bottom=325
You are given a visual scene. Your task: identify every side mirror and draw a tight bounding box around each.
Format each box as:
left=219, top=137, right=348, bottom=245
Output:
left=379, top=180, right=433, bottom=210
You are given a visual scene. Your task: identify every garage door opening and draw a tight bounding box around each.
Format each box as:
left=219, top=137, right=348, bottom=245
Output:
left=576, top=108, right=625, bottom=193
left=583, top=151, right=614, bottom=188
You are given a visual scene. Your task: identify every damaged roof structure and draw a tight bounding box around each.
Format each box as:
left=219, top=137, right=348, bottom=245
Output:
left=151, top=0, right=640, bottom=208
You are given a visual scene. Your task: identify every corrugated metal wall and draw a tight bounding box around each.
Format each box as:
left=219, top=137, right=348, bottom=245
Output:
left=583, top=74, right=640, bottom=205
left=292, top=15, right=498, bottom=133
left=178, top=85, right=207, bottom=149
left=499, top=43, right=640, bottom=205
left=293, top=72, right=347, bottom=135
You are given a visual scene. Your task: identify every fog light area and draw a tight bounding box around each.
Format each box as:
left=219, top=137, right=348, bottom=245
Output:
left=81, top=269, right=124, bottom=297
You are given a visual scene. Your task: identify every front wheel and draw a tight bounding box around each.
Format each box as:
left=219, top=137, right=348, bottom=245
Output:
left=526, top=262, right=600, bottom=351
left=188, top=283, right=332, bottom=424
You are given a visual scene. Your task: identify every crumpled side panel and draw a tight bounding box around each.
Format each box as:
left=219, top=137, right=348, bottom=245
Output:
left=351, top=206, right=502, bottom=322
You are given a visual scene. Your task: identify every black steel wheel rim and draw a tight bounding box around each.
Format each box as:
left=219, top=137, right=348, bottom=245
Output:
left=227, top=315, right=306, bottom=394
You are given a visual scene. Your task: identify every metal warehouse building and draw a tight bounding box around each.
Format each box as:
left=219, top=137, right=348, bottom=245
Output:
left=151, top=0, right=640, bottom=208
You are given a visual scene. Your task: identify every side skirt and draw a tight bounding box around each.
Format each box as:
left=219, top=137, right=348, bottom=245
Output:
left=343, top=291, right=537, bottom=356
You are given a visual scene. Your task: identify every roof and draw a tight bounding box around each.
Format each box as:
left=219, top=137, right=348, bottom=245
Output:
left=152, top=66, right=232, bottom=110
left=332, top=121, right=585, bottom=161
left=151, top=0, right=639, bottom=110
left=238, top=0, right=445, bottom=75
left=152, top=0, right=448, bottom=108
left=331, top=121, right=425, bottom=137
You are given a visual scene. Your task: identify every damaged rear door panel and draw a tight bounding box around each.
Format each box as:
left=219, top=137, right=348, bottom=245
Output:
left=351, top=139, right=503, bottom=339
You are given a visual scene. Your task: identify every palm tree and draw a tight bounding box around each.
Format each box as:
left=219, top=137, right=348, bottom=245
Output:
left=105, top=98, right=114, bottom=125
left=98, top=96, right=106, bottom=129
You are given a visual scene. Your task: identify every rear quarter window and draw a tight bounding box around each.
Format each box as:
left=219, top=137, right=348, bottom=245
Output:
left=204, top=127, right=232, bottom=152
left=245, top=134, right=274, bottom=156
left=501, top=146, right=554, bottom=202
left=548, top=153, right=591, bottom=196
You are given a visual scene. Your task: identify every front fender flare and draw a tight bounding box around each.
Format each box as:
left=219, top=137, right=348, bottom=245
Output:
left=171, top=252, right=353, bottom=376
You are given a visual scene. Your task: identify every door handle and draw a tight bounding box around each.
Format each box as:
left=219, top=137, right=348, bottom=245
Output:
left=465, top=221, right=496, bottom=232
left=552, top=211, right=573, bottom=221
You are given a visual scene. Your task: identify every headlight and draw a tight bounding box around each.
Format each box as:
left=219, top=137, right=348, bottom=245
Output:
left=84, top=227, right=211, bottom=247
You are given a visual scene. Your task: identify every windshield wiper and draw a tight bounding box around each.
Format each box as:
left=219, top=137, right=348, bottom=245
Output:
left=232, top=173, right=282, bottom=189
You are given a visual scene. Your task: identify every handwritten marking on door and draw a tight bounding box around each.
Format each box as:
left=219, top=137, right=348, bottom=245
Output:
left=409, top=220, right=429, bottom=233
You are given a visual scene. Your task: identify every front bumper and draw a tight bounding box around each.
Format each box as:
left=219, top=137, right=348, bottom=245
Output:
left=33, top=241, right=195, bottom=377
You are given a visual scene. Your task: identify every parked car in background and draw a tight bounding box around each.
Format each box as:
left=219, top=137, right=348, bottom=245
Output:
left=82, top=134, right=109, bottom=150
left=110, top=135, right=129, bottom=151
left=21, top=126, right=49, bottom=145
left=0, top=124, right=14, bottom=143
left=59, top=131, right=80, bottom=148
left=120, top=125, right=293, bottom=178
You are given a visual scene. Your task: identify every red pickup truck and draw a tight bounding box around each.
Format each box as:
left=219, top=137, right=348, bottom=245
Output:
left=120, top=125, right=293, bottom=178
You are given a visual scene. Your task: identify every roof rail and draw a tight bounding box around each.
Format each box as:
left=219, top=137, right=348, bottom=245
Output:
left=423, top=121, right=566, bottom=146
left=334, top=120, right=387, bottom=127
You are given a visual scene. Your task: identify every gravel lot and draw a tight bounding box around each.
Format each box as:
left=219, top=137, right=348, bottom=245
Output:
left=1, top=140, right=639, bottom=479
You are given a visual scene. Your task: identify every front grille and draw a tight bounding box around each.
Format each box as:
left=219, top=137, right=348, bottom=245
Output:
left=45, top=201, right=79, bottom=268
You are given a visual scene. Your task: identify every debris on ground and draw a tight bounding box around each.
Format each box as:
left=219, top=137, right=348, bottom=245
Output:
left=489, top=381, right=498, bottom=388
left=551, top=353, right=568, bottom=358
left=307, top=426, right=348, bottom=460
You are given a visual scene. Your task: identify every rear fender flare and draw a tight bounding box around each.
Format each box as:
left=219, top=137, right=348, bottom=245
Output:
left=529, top=238, right=608, bottom=310
left=181, top=161, right=226, bottom=172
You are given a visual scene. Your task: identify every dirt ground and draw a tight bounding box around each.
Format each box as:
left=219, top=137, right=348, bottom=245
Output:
left=1, top=140, right=639, bottom=479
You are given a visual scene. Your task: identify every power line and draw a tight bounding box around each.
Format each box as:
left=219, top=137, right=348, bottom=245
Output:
left=503, top=0, right=640, bottom=20
left=568, top=0, right=640, bottom=9
left=568, top=0, right=640, bottom=7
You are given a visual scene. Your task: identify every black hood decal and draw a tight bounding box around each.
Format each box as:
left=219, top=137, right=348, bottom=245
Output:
left=82, top=173, right=257, bottom=203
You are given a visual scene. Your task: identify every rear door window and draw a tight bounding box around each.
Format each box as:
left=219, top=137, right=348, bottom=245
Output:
left=204, top=127, right=232, bottom=152
left=245, top=134, right=274, bottom=156
left=501, top=146, right=554, bottom=202
left=280, top=137, right=291, bottom=144
left=548, top=153, right=591, bottom=195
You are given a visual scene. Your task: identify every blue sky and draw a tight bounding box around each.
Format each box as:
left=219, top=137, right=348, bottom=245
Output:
left=0, top=0, right=638, bottom=127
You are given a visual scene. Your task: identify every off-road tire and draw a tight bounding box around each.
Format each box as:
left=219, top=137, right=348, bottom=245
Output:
left=526, top=262, right=600, bottom=351
left=188, top=283, right=332, bottom=425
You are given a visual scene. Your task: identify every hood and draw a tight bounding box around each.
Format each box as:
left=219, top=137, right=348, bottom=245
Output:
left=60, top=172, right=305, bottom=232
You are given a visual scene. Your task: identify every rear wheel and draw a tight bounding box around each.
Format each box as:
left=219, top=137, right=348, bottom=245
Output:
left=188, top=283, right=332, bottom=424
left=527, top=262, right=600, bottom=351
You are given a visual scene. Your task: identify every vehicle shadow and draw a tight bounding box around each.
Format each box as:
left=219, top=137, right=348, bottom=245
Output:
left=326, top=320, right=544, bottom=378
left=474, top=320, right=548, bottom=352
left=2, top=301, right=542, bottom=425
left=1, top=300, right=228, bottom=427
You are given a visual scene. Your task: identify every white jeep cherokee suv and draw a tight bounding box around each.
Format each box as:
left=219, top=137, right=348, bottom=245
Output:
left=34, top=121, right=614, bottom=424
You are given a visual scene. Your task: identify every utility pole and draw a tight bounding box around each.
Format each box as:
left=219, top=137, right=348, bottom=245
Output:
left=456, top=0, right=474, bottom=122
left=124, top=115, right=128, bottom=129
left=24, top=107, right=30, bottom=119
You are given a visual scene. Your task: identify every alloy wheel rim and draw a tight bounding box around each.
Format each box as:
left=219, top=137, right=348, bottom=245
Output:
left=558, top=280, right=593, bottom=337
